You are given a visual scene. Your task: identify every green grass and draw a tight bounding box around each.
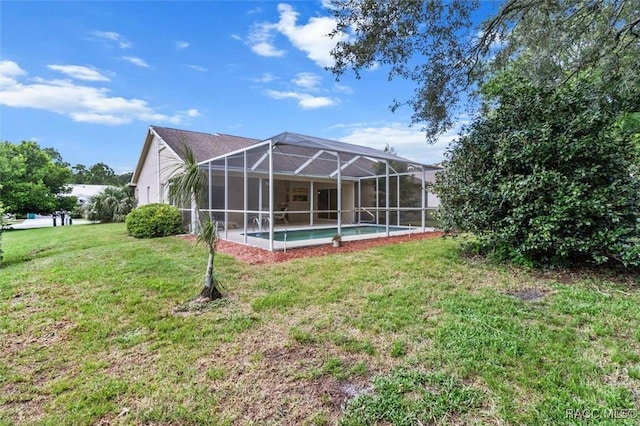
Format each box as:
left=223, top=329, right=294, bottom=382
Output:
left=1, top=223, right=639, bottom=425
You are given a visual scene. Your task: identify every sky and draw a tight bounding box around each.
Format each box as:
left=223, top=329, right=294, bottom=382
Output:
left=0, top=0, right=479, bottom=174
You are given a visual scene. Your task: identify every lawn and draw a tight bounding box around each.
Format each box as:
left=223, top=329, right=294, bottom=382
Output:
left=1, top=223, right=639, bottom=425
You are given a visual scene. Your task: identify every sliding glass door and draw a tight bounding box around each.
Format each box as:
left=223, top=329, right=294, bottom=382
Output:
left=317, top=188, right=337, bottom=219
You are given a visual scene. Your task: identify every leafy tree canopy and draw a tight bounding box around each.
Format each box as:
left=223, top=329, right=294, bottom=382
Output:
left=329, top=0, right=640, bottom=140
left=73, top=162, right=120, bottom=185
left=117, top=172, right=134, bottom=186
left=0, top=141, right=73, bottom=215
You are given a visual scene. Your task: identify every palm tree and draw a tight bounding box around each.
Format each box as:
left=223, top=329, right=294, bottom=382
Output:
left=87, top=187, right=136, bottom=222
left=167, top=145, right=223, bottom=300
left=195, top=217, right=223, bottom=299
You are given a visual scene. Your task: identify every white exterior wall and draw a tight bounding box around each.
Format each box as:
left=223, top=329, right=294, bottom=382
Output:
left=358, top=170, right=442, bottom=209
left=134, top=134, right=182, bottom=206
left=424, top=170, right=441, bottom=208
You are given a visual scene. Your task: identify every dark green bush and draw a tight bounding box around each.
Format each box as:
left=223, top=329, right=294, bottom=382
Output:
left=435, top=71, right=640, bottom=268
left=126, top=203, right=184, bottom=238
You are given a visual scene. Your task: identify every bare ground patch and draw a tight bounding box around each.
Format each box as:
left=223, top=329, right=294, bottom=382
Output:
left=506, top=288, right=549, bottom=302
left=191, top=317, right=392, bottom=425
left=1, top=318, right=77, bottom=423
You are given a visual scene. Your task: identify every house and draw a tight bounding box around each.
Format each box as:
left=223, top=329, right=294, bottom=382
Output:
left=131, top=125, right=442, bottom=251
left=68, top=184, right=111, bottom=209
left=131, top=125, right=259, bottom=205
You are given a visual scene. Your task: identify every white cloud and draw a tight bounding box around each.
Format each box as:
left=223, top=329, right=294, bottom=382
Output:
left=122, top=56, right=150, bottom=68
left=93, top=31, right=119, bottom=40
left=335, top=120, right=469, bottom=164
left=366, top=62, right=380, bottom=72
left=247, top=20, right=286, bottom=57
left=292, top=72, right=321, bottom=90
left=0, top=60, right=198, bottom=126
left=92, top=31, right=131, bottom=48
left=230, top=34, right=242, bottom=41
left=320, top=0, right=336, bottom=10
left=333, top=83, right=353, bottom=94
left=252, top=41, right=285, bottom=57
left=246, top=3, right=347, bottom=67
left=0, top=60, right=26, bottom=85
left=274, top=3, right=344, bottom=68
left=264, top=89, right=335, bottom=109
left=186, top=64, right=208, bottom=72
left=252, top=72, right=276, bottom=83
left=176, top=41, right=190, bottom=50
left=47, top=65, right=110, bottom=82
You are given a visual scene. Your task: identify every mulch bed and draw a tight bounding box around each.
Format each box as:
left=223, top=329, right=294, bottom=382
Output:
left=182, top=231, right=445, bottom=265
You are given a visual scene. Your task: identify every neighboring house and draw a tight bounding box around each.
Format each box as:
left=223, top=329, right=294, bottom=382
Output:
left=131, top=125, right=442, bottom=250
left=69, top=184, right=111, bottom=208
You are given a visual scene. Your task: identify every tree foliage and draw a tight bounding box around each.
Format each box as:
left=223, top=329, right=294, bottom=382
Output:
left=331, top=0, right=640, bottom=268
left=54, top=195, right=79, bottom=214
left=86, top=187, right=137, bottom=223
left=0, top=141, right=73, bottom=215
left=329, top=0, right=640, bottom=139
left=73, top=162, right=120, bottom=185
left=117, top=172, right=134, bottom=186
left=434, top=69, right=640, bottom=267
left=167, top=147, right=207, bottom=217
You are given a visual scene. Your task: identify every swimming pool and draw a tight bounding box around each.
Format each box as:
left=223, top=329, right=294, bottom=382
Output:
left=246, top=225, right=409, bottom=242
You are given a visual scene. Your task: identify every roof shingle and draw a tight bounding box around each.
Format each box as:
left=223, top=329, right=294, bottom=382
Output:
left=151, top=125, right=259, bottom=163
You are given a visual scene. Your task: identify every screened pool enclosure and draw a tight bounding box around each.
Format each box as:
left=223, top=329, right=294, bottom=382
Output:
left=185, top=132, right=440, bottom=251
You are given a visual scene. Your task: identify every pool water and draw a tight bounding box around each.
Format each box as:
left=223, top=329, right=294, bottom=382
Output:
left=247, top=225, right=409, bottom=242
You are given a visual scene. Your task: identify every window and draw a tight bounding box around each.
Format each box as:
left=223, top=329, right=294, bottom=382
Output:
left=290, top=186, right=309, bottom=202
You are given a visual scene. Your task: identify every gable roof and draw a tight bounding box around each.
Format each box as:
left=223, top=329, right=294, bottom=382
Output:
left=152, top=126, right=259, bottom=163
left=131, top=125, right=259, bottom=185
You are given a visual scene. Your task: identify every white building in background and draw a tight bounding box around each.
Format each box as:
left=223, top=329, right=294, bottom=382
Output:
left=68, top=184, right=110, bottom=210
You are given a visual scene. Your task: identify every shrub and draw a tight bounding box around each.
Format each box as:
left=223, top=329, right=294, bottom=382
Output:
left=126, top=203, right=184, bottom=238
left=87, top=187, right=136, bottom=223
left=435, top=71, right=640, bottom=268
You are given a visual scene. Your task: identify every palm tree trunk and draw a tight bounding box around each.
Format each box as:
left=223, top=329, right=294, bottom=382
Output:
left=200, top=242, right=222, bottom=299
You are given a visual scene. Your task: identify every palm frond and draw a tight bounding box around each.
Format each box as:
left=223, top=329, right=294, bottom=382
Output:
left=167, top=143, right=207, bottom=212
left=196, top=217, right=219, bottom=248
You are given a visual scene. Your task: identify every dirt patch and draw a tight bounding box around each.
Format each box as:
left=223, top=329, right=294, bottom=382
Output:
left=507, top=288, right=547, bottom=302
left=1, top=319, right=76, bottom=423
left=261, top=346, right=372, bottom=412
left=193, top=321, right=385, bottom=425
left=2, top=319, right=74, bottom=359
left=181, top=231, right=444, bottom=265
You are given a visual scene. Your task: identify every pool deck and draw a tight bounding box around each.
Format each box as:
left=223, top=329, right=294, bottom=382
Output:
left=216, top=223, right=437, bottom=251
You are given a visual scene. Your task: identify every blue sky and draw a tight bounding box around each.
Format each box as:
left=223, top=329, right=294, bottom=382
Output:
left=1, top=1, right=477, bottom=174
